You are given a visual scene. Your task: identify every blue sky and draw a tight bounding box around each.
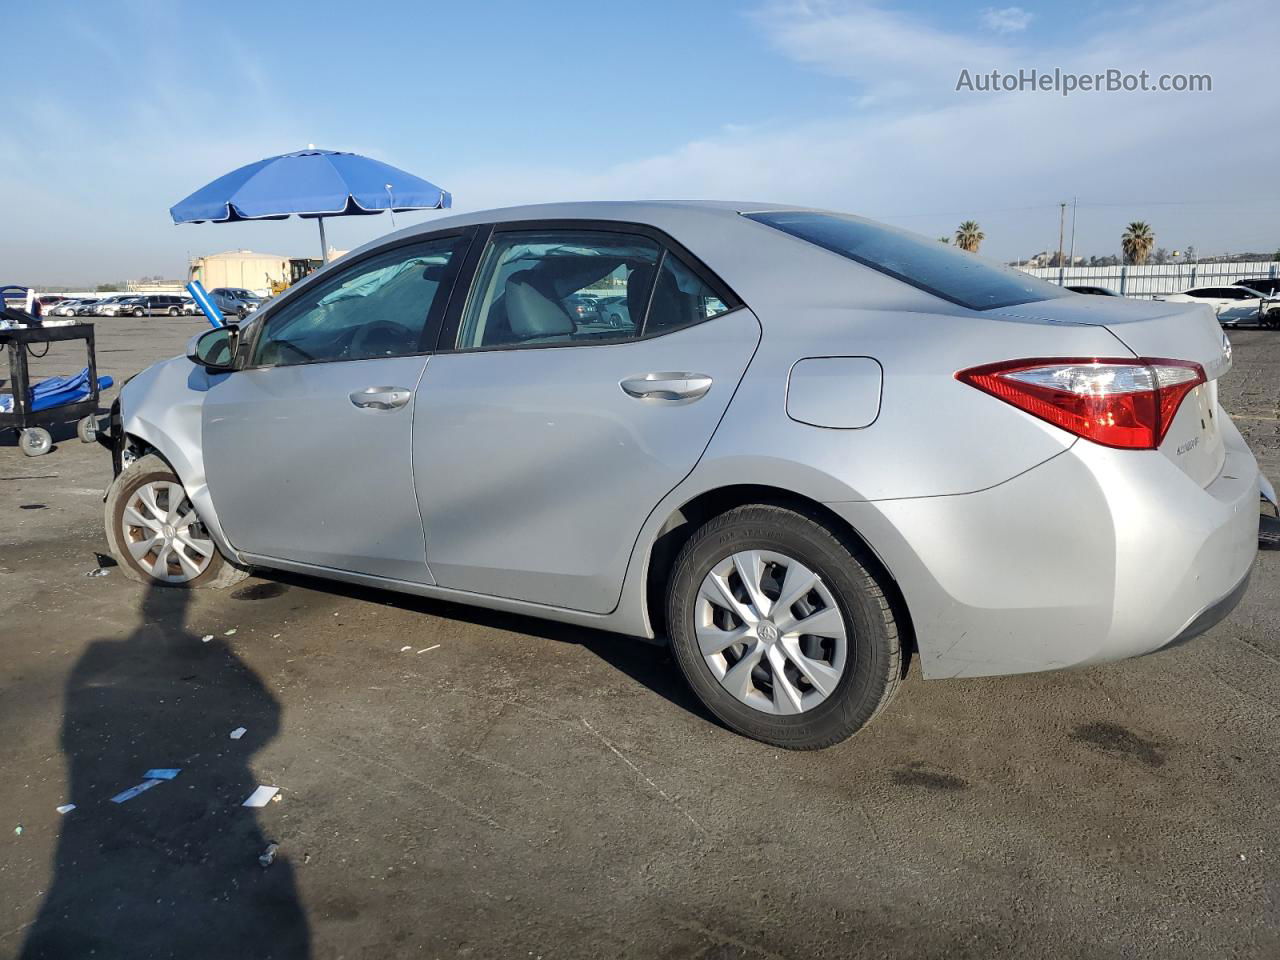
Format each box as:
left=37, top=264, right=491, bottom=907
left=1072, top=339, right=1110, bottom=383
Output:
left=3, top=0, right=1277, bottom=284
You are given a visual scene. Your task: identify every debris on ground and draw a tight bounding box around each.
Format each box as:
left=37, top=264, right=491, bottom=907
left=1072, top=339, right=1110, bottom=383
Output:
left=144, top=768, right=181, bottom=780
left=85, top=567, right=110, bottom=578
left=224, top=628, right=237, bottom=636
left=110, top=779, right=164, bottom=804
left=400, top=645, right=412, bottom=652
left=242, top=785, right=280, bottom=808
left=200, top=635, right=213, bottom=643
left=229, top=727, right=247, bottom=740
left=419, top=644, right=440, bottom=653
left=259, top=842, right=280, bottom=867
left=14, top=824, right=22, bottom=836
left=94, top=552, right=118, bottom=568
left=56, top=804, right=76, bottom=815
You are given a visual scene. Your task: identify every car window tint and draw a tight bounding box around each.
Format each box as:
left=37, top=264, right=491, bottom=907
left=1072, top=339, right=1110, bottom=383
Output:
left=643, top=251, right=732, bottom=334
left=746, top=210, right=1068, bottom=311
left=456, top=231, right=660, bottom=350
left=253, top=237, right=462, bottom=367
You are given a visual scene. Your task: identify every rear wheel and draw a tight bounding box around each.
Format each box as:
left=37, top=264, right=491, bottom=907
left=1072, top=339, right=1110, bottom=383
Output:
left=168, top=306, right=180, bottom=316
left=132, top=308, right=145, bottom=317
left=666, top=504, right=903, bottom=749
left=104, top=454, right=249, bottom=588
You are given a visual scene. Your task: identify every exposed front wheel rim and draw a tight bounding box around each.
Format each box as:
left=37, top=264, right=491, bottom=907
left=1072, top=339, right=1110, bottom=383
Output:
left=121, top=480, right=215, bottom=583
left=694, top=549, right=848, bottom=716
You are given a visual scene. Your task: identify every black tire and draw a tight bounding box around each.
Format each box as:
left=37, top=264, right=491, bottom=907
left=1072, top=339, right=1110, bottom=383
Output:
left=168, top=307, right=180, bottom=316
left=666, top=503, right=903, bottom=750
left=104, top=453, right=249, bottom=589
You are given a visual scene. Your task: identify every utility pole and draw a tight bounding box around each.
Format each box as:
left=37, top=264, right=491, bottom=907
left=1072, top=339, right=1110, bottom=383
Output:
left=1057, top=202, right=1066, bottom=273
left=1068, top=197, right=1077, bottom=267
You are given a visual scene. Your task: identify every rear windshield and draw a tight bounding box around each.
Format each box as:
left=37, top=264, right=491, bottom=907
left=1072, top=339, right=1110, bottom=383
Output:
left=745, top=210, right=1068, bottom=311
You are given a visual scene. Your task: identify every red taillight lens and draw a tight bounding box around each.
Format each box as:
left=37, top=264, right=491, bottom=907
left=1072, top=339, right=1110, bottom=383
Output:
left=957, top=358, right=1206, bottom=450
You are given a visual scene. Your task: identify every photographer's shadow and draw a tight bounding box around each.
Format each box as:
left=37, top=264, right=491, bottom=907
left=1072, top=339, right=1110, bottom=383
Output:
left=21, top=586, right=309, bottom=959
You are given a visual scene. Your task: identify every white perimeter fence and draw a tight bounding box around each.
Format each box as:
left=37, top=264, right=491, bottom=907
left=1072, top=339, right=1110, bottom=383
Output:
left=1021, top=261, right=1280, bottom=299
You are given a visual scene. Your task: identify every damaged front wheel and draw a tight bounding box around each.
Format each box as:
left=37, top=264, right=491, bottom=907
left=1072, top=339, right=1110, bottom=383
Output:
left=104, top=453, right=249, bottom=588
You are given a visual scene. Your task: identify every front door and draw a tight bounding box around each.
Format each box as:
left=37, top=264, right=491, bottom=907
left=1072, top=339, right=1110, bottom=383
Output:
left=413, top=226, right=760, bottom=613
left=202, top=233, right=468, bottom=581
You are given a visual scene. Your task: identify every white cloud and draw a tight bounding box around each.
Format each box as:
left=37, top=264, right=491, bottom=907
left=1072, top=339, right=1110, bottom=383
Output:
left=981, top=6, right=1034, bottom=34
left=752, top=1, right=1016, bottom=100
left=444, top=0, right=1280, bottom=262
left=5, top=0, right=1277, bottom=281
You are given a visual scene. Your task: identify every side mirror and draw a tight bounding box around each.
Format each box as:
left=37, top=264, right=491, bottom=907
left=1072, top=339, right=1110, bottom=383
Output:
left=186, top=324, right=239, bottom=372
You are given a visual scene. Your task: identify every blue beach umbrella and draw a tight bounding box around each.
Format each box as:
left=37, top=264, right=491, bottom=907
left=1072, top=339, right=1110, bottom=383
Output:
left=170, top=148, right=451, bottom=262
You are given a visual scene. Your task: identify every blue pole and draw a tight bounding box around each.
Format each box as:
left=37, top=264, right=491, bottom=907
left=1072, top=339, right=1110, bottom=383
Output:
left=186, top=281, right=225, bottom=328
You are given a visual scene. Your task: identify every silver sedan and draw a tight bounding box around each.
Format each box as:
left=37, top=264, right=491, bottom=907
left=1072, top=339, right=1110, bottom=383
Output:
left=103, top=201, right=1262, bottom=748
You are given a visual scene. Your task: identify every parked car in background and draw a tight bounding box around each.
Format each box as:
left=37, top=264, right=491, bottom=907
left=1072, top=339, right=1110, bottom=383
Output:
left=35, top=295, right=68, bottom=313
left=48, top=299, right=86, bottom=317
left=180, top=298, right=198, bottom=315
left=564, top=293, right=599, bottom=324
left=105, top=200, right=1261, bottom=749
left=99, top=296, right=147, bottom=317
left=595, top=294, right=632, bottom=326
left=208, top=288, right=262, bottom=318
left=1234, top=278, right=1280, bottom=298
left=1157, top=286, right=1265, bottom=326
left=132, top=294, right=187, bottom=316
left=72, top=299, right=104, bottom=316
left=1066, top=285, right=1122, bottom=297
left=88, top=295, right=134, bottom=316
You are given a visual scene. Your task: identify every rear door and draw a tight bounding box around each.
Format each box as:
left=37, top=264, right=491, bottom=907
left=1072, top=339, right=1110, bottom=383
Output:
left=412, top=223, right=760, bottom=613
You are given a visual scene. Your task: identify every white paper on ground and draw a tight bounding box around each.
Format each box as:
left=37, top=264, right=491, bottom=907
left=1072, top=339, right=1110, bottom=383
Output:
left=56, top=804, right=76, bottom=815
left=229, top=727, right=247, bottom=740
left=144, top=768, right=181, bottom=780
left=110, top=779, right=163, bottom=804
left=242, top=785, right=280, bottom=808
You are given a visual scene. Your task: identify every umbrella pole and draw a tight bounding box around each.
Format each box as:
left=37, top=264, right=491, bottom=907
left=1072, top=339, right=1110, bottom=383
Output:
left=318, top=217, right=329, bottom=264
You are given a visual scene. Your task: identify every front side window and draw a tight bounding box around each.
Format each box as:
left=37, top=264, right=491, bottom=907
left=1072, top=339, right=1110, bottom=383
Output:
left=455, top=231, right=660, bottom=350
left=746, top=210, right=1068, bottom=311
left=252, top=237, right=462, bottom=367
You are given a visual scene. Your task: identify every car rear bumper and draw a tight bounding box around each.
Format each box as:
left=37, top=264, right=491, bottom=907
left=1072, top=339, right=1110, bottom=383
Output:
left=826, top=411, right=1260, bottom=679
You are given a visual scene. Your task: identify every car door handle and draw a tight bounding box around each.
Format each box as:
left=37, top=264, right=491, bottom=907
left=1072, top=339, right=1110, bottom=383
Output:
left=620, top=372, right=713, bottom=401
left=349, top=386, right=412, bottom=410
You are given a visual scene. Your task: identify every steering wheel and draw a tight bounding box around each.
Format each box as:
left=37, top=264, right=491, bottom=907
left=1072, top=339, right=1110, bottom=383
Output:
left=350, top=320, right=415, bottom=358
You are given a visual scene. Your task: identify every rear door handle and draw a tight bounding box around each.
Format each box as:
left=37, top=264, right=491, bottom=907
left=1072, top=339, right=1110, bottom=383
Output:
left=349, top=386, right=412, bottom=410
left=620, top=372, right=713, bottom=402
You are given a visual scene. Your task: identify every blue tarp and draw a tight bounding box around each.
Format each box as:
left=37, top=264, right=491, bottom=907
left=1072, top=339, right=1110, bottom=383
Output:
left=0, top=367, right=113, bottom=414
left=169, top=149, right=451, bottom=223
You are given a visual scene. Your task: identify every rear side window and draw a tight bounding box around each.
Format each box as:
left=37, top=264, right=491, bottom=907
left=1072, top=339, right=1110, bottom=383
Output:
left=456, top=231, right=661, bottom=350
left=644, top=253, right=731, bottom=334
left=745, top=211, right=1068, bottom=311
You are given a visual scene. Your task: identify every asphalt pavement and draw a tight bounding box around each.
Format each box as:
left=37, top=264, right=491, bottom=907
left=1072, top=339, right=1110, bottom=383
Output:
left=1, top=316, right=1278, bottom=959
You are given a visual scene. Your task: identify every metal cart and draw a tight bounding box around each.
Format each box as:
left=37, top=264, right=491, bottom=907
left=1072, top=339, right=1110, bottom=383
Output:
left=1, top=297, right=105, bottom=456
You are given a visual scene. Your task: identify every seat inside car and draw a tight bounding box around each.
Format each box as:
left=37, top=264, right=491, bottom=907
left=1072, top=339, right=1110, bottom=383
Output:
left=502, top=271, right=575, bottom=343
left=627, top=261, right=697, bottom=332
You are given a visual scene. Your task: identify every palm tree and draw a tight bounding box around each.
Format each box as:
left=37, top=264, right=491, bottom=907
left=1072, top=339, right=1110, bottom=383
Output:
left=1121, top=222, right=1155, bottom=265
left=955, top=221, right=984, bottom=253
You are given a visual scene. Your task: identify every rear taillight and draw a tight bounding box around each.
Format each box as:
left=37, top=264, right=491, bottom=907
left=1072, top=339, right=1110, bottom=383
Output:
left=957, top=358, right=1205, bottom=450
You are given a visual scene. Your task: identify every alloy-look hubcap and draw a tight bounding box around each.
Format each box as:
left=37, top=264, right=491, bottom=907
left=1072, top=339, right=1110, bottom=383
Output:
left=121, top=481, right=215, bottom=583
left=694, top=549, right=848, bottom=716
